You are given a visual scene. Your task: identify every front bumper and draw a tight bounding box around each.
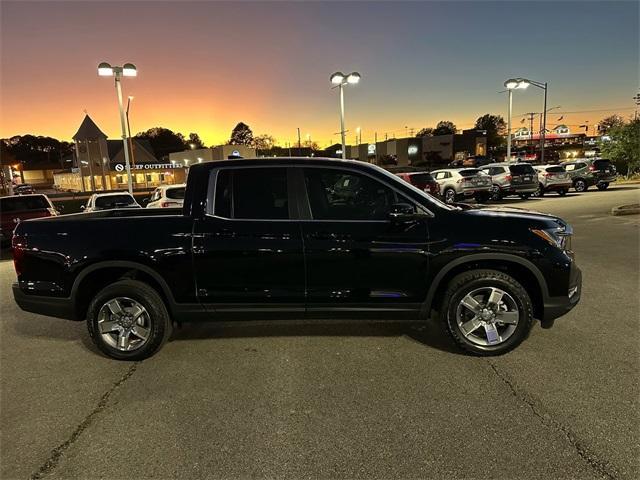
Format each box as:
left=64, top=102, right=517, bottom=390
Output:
left=12, top=283, right=77, bottom=320
left=541, top=265, right=582, bottom=326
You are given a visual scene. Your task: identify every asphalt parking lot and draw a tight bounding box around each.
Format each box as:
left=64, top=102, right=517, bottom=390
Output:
left=1, top=185, right=638, bottom=480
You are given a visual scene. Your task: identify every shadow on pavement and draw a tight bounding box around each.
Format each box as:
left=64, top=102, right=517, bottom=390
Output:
left=170, top=318, right=463, bottom=355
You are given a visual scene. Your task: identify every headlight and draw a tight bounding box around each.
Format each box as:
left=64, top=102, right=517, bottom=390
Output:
left=531, top=224, right=573, bottom=250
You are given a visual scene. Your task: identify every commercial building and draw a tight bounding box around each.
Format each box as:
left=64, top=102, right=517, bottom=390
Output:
left=52, top=115, right=187, bottom=192
left=168, top=144, right=256, bottom=165
left=334, top=130, right=487, bottom=169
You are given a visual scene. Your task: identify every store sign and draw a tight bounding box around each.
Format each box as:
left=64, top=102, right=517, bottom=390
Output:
left=231, top=150, right=240, bottom=157
left=367, top=144, right=376, bottom=155
left=408, top=145, right=419, bottom=155
left=113, top=163, right=182, bottom=171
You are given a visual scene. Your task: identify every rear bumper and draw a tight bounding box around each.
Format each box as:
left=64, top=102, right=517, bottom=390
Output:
left=543, top=182, right=572, bottom=190
left=12, top=283, right=77, bottom=320
left=542, top=265, right=582, bottom=325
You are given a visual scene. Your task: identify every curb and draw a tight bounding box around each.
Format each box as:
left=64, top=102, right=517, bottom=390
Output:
left=611, top=204, right=640, bottom=216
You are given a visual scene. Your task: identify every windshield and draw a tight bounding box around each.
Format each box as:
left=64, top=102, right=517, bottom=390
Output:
left=95, top=194, right=136, bottom=209
left=509, top=164, right=536, bottom=175
left=1, top=195, right=50, bottom=212
left=166, top=187, right=186, bottom=200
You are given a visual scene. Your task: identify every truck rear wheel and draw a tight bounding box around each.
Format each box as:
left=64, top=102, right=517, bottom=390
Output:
left=87, top=279, right=172, bottom=360
left=441, top=269, right=533, bottom=356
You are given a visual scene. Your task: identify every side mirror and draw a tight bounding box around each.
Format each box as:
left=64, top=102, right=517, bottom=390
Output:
left=388, top=203, right=417, bottom=222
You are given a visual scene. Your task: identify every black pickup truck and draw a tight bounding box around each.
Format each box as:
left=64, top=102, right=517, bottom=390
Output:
left=12, top=158, right=582, bottom=360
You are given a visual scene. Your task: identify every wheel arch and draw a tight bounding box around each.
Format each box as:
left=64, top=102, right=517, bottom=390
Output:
left=71, top=261, right=176, bottom=320
left=423, top=254, right=549, bottom=321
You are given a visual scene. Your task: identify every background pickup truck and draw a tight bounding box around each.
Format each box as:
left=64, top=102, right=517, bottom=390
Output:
left=12, top=158, right=582, bottom=360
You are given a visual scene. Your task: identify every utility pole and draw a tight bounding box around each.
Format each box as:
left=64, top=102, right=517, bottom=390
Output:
left=297, top=128, right=301, bottom=156
left=526, top=112, right=536, bottom=156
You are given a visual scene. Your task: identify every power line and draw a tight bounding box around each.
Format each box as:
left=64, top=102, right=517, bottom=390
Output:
left=514, top=107, right=635, bottom=117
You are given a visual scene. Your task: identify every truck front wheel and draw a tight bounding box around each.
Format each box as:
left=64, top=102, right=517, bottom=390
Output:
left=87, top=279, right=172, bottom=360
left=441, top=269, right=533, bottom=356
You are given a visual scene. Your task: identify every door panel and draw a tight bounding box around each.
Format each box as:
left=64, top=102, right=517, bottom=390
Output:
left=299, top=167, right=429, bottom=315
left=193, top=167, right=305, bottom=313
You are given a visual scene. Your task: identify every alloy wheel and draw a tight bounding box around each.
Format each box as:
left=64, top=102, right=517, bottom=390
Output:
left=445, top=189, right=456, bottom=204
left=97, top=297, right=152, bottom=351
left=455, top=287, right=519, bottom=347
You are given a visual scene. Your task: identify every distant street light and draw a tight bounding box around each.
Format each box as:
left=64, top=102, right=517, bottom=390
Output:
left=98, top=62, right=137, bottom=193
left=504, top=78, right=529, bottom=161
left=330, top=71, right=361, bottom=159
left=505, top=77, right=549, bottom=162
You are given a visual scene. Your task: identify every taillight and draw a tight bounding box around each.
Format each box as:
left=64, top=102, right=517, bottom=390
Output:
left=12, top=234, right=26, bottom=276
left=505, top=174, right=512, bottom=181
left=544, top=172, right=552, bottom=177
left=160, top=201, right=179, bottom=208
left=588, top=165, right=596, bottom=171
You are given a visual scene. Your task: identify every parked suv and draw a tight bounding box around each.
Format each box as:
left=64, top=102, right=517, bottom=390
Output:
left=1, top=194, right=58, bottom=247
left=146, top=184, right=186, bottom=208
left=12, top=158, right=581, bottom=360
left=431, top=168, right=492, bottom=203
left=561, top=158, right=617, bottom=192
left=480, top=163, right=538, bottom=200
left=82, top=192, right=141, bottom=212
left=533, top=165, right=572, bottom=196
left=395, top=172, right=440, bottom=196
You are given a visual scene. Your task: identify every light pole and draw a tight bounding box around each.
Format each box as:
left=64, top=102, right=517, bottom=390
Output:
left=126, top=96, right=136, bottom=172
left=506, top=78, right=548, bottom=162
left=504, top=78, right=530, bottom=161
left=98, top=62, right=137, bottom=193
left=330, top=71, right=361, bottom=159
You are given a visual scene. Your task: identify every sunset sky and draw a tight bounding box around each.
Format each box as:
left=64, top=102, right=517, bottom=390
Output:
left=1, top=1, right=638, bottom=147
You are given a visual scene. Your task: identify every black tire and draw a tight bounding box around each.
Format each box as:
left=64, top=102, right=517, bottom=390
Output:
left=87, top=279, right=172, bottom=360
left=474, top=192, right=490, bottom=203
left=444, top=188, right=457, bottom=204
left=440, top=269, right=534, bottom=356
left=597, top=182, right=609, bottom=191
left=574, top=179, right=587, bottom=192
left=557, top=188, right=567, bottom=196
left=519, top=193, right=531, bottom=200
left=490, top=185, right=502, bottom=201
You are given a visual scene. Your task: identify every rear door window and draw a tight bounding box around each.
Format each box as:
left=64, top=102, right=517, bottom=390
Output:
left=214, top=168, right=289, bottom=220
left=546, top=166, right=565, bottom=173
left=509, top=164, right=536, bottom=175
left=593, top=159, right=611, bottom=171
left=95, top=194, right=136, bottom=209
left=166, top=187, right=185, bottom=200
left=459, top=169, right=481, bottom=177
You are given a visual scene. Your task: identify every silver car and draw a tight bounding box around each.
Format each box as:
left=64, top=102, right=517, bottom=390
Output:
left=533, top=165, right=572, bottom=196
left=480, top=162, right=538, bottom=200
left=431, top=168, right=492, bottom=204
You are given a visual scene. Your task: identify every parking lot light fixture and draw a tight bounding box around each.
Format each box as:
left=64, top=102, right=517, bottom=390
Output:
left=330, top=71, right=361, bottom=159
left=98, top=62, right=137, bottom=193
left=503, top=78, right=530, bottom=161
left=97, top=62, right=113, bottom=76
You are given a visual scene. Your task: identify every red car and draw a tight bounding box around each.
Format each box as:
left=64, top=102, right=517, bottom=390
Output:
left=0, top=194, right=59, bottom=247
left=395, top=171, right=440, bottom=196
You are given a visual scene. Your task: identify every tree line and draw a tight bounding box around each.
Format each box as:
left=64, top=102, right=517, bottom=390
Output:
left=3, top=114, right=635, bottom=168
